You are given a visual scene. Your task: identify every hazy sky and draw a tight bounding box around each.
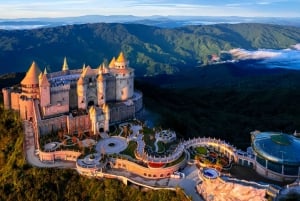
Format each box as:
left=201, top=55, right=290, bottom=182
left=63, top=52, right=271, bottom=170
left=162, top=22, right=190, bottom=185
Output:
left=0, top=0, right=299, bottom=19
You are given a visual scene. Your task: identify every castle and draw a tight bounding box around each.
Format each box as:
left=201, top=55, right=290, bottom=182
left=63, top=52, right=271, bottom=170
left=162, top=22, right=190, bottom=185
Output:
left=2, top=52, right=143, bottom=135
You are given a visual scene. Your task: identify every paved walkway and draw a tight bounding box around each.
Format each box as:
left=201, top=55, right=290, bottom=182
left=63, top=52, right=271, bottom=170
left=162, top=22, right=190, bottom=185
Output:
left=95, top=136, right=128, bottom=154
left=23, top=121, right=76, bottom=168
left=105, top=164, right=203, bottom=201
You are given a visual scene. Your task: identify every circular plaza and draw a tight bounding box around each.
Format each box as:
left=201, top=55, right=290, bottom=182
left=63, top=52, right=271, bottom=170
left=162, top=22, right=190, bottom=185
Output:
left=96, top=136, right=128, bottom=154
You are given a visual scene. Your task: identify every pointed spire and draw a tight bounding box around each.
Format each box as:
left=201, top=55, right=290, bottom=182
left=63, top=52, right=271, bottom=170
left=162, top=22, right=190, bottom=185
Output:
left=21, top=61, right=42, bottom=86
left=98, top=64, right=103, bottom=74
left=62, top=57, right=69, bottom=71
left=39, top=72, right=43, bottom=80
left=40, top=73, right=50, bottom=87
left=116, top=52, right=126, bottom=63
left=44, top=67, right=47, bottom=74
left=82, top=63, right=86, bottom=70
left=109, top=57, right=116, bottom=68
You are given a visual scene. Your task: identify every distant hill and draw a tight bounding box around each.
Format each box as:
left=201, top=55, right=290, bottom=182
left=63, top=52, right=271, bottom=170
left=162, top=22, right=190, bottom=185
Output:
left=0, top=23, right=300, bottom=76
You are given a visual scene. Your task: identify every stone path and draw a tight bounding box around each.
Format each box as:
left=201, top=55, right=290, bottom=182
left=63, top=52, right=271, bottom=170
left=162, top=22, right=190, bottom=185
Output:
left=23, top=121, right=76, bottom=168
left=95, top=136, right=128, bottom=154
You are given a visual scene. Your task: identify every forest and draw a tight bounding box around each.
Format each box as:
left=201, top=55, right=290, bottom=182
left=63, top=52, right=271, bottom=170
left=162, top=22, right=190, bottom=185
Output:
left=0, top=23, right=300, bottom=75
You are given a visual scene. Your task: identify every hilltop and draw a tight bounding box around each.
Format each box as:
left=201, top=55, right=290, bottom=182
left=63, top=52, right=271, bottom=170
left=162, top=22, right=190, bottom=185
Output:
left=0, top=23, right=300, bottom=75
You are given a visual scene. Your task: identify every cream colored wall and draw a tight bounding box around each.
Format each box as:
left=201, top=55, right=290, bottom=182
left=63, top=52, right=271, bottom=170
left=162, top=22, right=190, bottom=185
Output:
left=97, top=79, right=106, bottom=106
left=2, top=88, right=11, bottom=109
left=112, top=157, right=186, bottom=179
left=67, top=114, right=90, bottom=135
left=77, top=83, right=87, bottom=109
left=42, top=104, right=69, bottom=117
left=39, top=85, right=50, bottom=107
left=11, top=92, right=20, bottom=110
left=115, top=74, right=134, bottom=101
left=38, top=115, right=67, bottom=135
left=19, top=98, right=34, bottom=120
left=50, top=85, right=70, bottom=105
left=39, top=150, right=81, bottom=161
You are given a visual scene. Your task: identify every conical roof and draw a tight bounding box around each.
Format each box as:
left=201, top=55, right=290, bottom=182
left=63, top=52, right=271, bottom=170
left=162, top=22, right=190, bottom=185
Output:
left=116, top=52, right=126, bottom=63
left=77, top=76, right=84, bottom=85
left=62, top=57, right=69, bottom=71
left=82, top=66, right=94, bottom=77
left=21, top=61, right=42, bottom=86
left=40, top=74, right=50, bottom=87
left=109, top=57, right=116, bottom=68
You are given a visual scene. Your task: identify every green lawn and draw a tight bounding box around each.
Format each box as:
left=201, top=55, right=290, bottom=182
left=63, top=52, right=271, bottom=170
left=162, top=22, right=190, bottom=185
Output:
left=120, top=141, right=137, bottom=158
left=195, top=146, right=208, bottom=155
left=157, top=141, right=165, bottom=153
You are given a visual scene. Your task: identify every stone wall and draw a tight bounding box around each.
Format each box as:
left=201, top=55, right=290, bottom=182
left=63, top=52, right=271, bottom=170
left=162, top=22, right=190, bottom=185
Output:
left=111, top=155, right=187, bottom=179
left=11, top=92, right=21, bottom=110
left=39, top=150, right=81, bottom=161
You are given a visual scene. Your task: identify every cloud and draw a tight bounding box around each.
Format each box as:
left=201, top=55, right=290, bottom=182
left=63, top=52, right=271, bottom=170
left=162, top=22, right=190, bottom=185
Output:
left=229, top=44, right=300, bottom=70
left=229, top=48, right=282, bottom=60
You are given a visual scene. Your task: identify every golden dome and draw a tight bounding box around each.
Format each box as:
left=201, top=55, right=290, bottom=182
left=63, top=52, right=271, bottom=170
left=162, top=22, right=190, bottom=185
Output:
left=21, top=61, right=42, bottom=86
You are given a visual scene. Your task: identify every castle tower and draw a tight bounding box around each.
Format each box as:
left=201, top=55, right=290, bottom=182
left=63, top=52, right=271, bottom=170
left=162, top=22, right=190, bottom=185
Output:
left=113, top=52, right=134, bottom=101
left=2, top=87, right=12, bottom=109
left=77, top=76, right=86, bottom=109
left=97, top=71, right=106, bottom=106
left=21, top=61, right=41, bottom=99
left=89, top=106, right=97, bottom=135
left=39, top=72, right=50, bottom=107
left=62, top=57, right=69, bottom=71
left=19, top=61, right=41, bottom=120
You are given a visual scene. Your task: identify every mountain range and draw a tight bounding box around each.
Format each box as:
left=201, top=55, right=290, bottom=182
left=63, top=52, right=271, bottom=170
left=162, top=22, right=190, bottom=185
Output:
left=0, top=22, right=300, bottom=75
left=1, top=15, right=300, bottom=29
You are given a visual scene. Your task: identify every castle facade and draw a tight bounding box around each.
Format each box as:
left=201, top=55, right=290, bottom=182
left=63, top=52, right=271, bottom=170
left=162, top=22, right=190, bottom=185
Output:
left=2, top=52, right=143, bottom=135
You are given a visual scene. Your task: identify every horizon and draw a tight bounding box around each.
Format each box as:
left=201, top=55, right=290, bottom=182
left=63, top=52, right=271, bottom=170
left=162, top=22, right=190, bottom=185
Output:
left=0, top=0, right=300, bottom=19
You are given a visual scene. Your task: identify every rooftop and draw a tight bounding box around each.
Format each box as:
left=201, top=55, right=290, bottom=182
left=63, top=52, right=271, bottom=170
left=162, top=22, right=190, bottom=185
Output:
left=252, top=132, right=300, bottom=165
left=21, top=61, right=41, bottom=86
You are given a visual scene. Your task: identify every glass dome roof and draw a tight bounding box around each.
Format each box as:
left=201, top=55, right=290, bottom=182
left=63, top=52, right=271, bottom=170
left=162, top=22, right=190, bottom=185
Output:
left=252, top=132, right=300, bottom=165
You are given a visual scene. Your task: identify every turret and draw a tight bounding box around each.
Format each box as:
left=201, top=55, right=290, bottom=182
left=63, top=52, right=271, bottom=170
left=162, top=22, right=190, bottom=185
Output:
left=111, top=52, right=134, bottom=101
left=114, top=52, right=129, bottom=69
left=97, top=72, right=106, bottom=106
left=77, top=76, right=86, bottom=109
left=62, top=57, right=69, bottom=71
left=39, top=72, right=50, bottom=107
left=103, top=104, right=110, bottom=121
left=2, top=87, right=12, bottom=109
left=21, top=61, right=41, bottom=98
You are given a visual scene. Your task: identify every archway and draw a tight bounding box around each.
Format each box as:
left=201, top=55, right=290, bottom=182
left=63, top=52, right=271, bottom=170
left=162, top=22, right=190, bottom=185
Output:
left=99, top=127, right=104, bottom=133
left=88, top=100, right=94, bottom=107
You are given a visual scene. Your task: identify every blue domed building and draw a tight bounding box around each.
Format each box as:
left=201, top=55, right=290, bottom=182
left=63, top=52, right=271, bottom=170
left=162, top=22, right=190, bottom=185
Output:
left=251, top=131, right=300, bottom=182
